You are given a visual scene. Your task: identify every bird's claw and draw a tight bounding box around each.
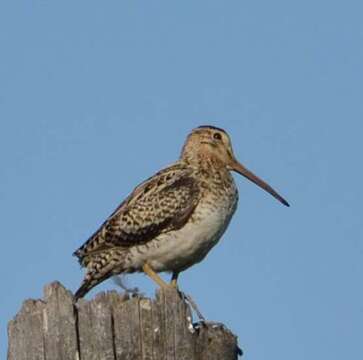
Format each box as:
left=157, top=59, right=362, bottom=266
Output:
left=112, top=275, right=142, bottom=296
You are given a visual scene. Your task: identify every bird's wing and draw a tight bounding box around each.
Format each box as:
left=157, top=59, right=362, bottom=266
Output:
left=74, top=163, right=200, bottom=262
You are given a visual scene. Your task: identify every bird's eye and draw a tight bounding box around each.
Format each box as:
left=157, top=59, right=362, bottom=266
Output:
left=213, top=132, right=222, bottom=140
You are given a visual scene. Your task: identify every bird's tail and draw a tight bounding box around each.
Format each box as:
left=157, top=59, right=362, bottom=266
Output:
left=74, top=248, right=126, bottom=301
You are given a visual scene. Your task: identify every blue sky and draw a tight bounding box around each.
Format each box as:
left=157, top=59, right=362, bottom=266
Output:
left=1, top=1, right=362, bottom=359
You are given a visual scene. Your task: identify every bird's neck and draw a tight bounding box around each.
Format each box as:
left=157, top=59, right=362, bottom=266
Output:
left=181, top=151, right=226, bottom=172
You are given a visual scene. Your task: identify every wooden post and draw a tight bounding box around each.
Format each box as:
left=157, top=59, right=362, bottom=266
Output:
left=8, top=281, right=242, bottom=360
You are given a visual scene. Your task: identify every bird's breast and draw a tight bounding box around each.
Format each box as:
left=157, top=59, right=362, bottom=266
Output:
left=141, top=182, right=238, bottom=272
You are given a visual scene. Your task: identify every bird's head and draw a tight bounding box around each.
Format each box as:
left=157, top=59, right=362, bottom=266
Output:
left=181, top=125, right=289, bottom=207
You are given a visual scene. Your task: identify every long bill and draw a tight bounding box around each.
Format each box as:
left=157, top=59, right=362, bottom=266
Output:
left=231, top=160, right=290, bottom=207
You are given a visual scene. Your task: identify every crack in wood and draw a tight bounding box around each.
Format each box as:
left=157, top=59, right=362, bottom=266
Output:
left=8, top=281, right=241, bottom=360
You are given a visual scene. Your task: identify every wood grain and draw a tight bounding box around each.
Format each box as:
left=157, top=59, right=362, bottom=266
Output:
left=8, top=282, right=241, bottom=360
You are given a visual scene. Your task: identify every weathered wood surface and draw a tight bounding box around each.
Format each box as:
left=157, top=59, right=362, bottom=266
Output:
left=8, top=281, right=242, bottom=360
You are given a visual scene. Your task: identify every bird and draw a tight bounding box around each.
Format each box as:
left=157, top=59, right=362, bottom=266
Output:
left=73, top=125, right=289, bottom=300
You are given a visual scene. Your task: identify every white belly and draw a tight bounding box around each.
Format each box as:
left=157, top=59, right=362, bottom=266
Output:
left=130, top=193, right=238, bottom=273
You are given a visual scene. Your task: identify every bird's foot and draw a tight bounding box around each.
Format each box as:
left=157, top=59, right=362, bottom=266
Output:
left=193, top=321, right=225, bottom=329
left=112, top=275, right=142, bottom=296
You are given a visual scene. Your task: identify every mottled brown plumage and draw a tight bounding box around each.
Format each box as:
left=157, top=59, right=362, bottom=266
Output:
left=73, top=125, right=289, bottom=300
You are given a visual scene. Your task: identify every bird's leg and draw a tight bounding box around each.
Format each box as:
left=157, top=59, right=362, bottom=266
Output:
left=170, top=272, right=179, bottom=288
left=143, top=263, right=171, bottom=289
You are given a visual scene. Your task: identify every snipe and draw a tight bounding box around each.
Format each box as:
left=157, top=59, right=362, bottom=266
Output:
left=74, top=125, right=289, bottom=299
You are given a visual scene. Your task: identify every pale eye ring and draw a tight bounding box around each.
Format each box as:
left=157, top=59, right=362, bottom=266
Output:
left=213, top=132, right=222, bottom=140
